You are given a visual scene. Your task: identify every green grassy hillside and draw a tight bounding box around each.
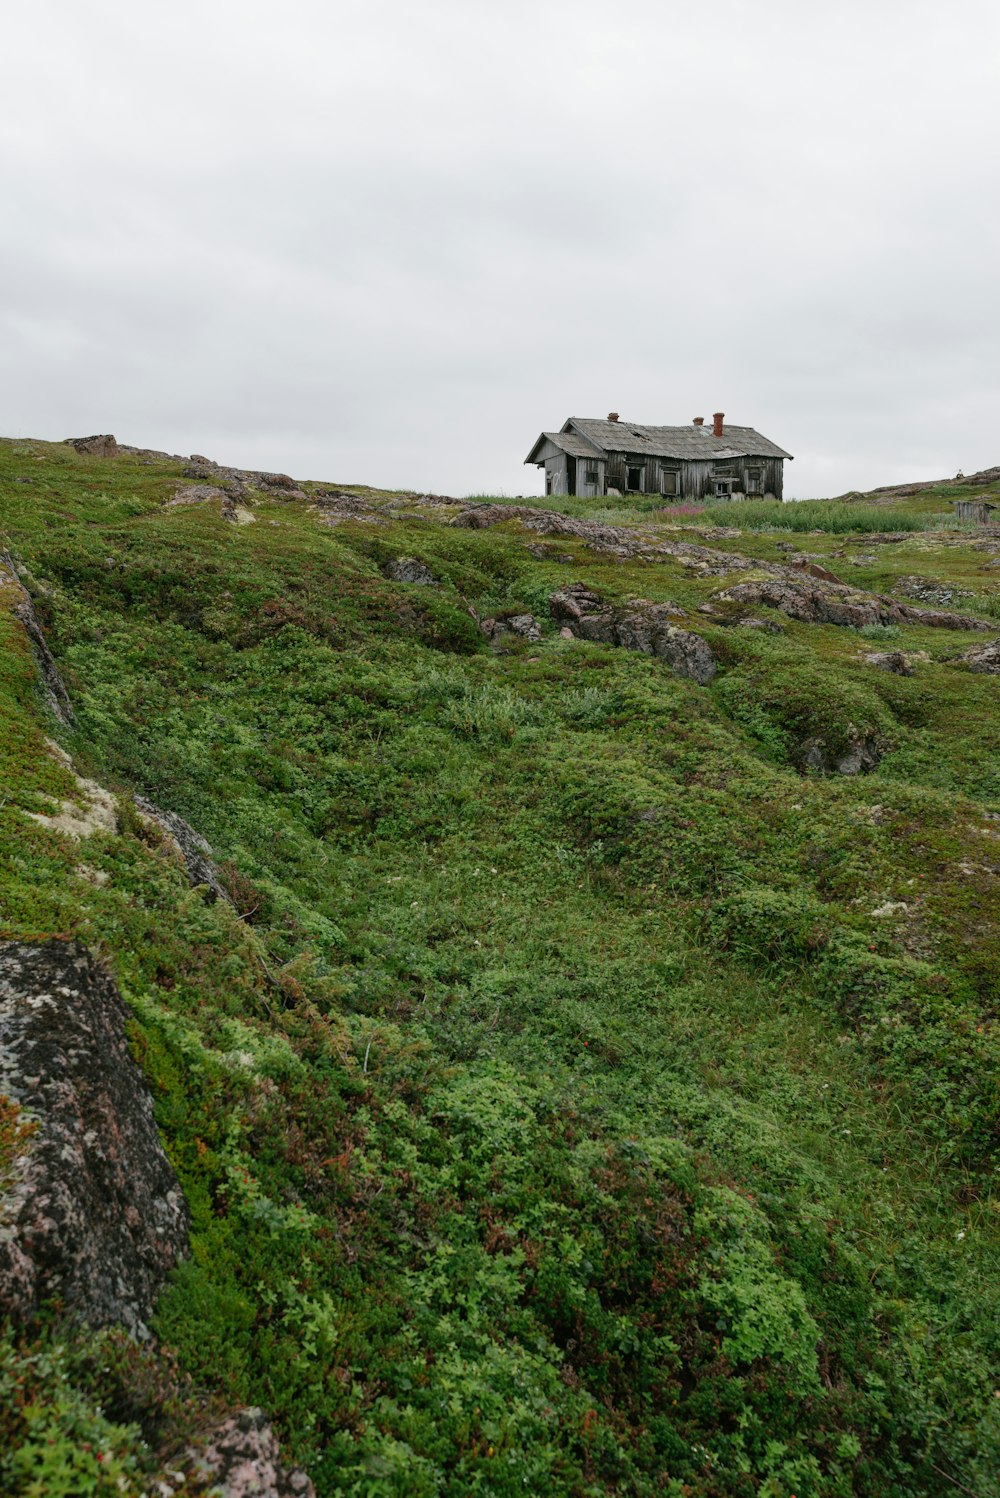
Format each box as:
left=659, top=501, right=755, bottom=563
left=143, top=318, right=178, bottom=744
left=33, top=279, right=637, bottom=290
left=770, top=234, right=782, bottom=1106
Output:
left=1, top=439, right=998, bottom=1496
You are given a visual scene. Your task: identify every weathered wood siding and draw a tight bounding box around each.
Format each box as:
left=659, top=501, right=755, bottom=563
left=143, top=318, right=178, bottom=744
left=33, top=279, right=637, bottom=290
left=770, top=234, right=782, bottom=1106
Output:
left=544, top=453, right=568, bottom=495
left=539, top=440, right=784, bottom=502
left=603, top=450, right=784, bottom=502
left=954, top=499, right=997, bottom=524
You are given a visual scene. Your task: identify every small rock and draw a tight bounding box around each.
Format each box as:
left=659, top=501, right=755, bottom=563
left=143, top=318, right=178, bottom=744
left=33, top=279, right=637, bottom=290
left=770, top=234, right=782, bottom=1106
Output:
left=959, top=635, right=1000, bottom=673
left=865, top=651, right=913, bottom=675
left=801, top=735, right=882, bottom=776
left=168, top=484, right=228, bottom=508
left=481, top=613, right=542, bottom=645
left=387, top=557, right=436, bottom=586
left=789, top=556, right=842, bottom=584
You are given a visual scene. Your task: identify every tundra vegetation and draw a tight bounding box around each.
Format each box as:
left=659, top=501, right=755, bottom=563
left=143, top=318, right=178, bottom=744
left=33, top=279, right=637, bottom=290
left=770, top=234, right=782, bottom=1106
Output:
left=0, top=439, right=998, bottom=1496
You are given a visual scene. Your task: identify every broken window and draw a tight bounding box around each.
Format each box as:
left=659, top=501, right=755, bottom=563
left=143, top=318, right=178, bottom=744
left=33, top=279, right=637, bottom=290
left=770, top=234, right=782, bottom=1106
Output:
left=714, top=480, right=733, bottom=498
left=585, top=469, right=599, bottom=485
left=661, top=470, right=679, bottom=496
left=627, top=465, right=643, bottom=491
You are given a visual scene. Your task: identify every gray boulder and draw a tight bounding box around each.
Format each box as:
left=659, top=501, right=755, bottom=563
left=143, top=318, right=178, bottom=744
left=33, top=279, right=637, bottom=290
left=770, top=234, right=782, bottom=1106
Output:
left=481, top=612, right=542, bottom=645
left=865, top=651, right=913, bottom=675
left=801, top=736, right=882, bottom=776
left=0, top=941, right=189, bottom=1336
left=64, top=434, right=118, bottom=457
left=387, top=557, right=436, bottom=585
left=959, top=635, right=1000, bottom=673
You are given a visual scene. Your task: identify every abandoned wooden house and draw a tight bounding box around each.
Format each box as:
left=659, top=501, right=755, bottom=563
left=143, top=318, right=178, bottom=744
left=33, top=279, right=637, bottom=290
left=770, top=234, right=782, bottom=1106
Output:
left=525, top=412, right=792, bottom=502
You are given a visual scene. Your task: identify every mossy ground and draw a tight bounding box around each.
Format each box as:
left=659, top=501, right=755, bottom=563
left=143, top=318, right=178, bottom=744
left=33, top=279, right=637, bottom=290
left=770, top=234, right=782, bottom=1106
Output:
left=1, top=440, right=998, bottom=1495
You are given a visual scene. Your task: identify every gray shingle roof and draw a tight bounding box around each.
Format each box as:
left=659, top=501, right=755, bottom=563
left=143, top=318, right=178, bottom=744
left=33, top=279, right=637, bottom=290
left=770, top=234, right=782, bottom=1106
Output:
left=524, top=430, right=604, bottom=462
left=564, top=418, right=792, bottom=461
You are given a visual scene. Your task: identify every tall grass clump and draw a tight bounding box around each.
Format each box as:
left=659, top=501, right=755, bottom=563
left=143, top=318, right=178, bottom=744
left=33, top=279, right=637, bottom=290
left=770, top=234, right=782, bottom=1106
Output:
left=697, top=499, right=927, bottom=533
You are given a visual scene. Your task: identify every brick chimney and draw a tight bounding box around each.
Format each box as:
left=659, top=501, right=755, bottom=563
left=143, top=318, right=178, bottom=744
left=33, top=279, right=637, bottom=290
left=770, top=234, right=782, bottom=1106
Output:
left=713, top=412, right=724, bottom=437
left=693, top=416, right=704, bottom=426
left=608, top=412, right=619, bottom=422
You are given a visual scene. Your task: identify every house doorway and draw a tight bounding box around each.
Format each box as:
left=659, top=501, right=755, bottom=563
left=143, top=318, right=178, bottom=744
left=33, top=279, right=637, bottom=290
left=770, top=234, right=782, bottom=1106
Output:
left=627, top=464, right=643, bottom=492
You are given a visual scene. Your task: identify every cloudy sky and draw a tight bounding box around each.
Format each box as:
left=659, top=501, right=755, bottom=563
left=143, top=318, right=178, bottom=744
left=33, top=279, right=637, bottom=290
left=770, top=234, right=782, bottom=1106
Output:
left=3, top=0, right=998, bottom=497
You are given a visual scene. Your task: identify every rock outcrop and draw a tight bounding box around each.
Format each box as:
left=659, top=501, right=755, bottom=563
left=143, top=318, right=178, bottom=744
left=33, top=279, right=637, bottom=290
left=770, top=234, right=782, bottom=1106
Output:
left=387, top=557, right=436, bottom=585
left=452, top=502, right=758, bottom=576
left=958, top=635, right=1000, bottom=673
left=1, top=550, right=75, bottom=726
left=182, top=461, right=308, bottom=503
left=0, top=941, right=189, bottom=1336
left=64, top=434, right=118, bottom=457
left=152, top=1409, right=315, bottom=1498
left=801, top=736, right=883, bottom=776
left=480, top=612, right=542, bottom=645
left=550, top=583, right=716, bottom=684
left=865, top=651, right=914, bottom=675
left=135, top=797, right=231, bottom=904
left=718, top=575, right=992, bottom=632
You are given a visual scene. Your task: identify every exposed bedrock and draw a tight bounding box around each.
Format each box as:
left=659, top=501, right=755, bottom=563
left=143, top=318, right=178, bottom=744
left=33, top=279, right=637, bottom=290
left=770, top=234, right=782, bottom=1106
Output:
left=718, top=575, right=992, bottom=631
left=386, top=556, right=436, bottom=585
left=134, top=797, right=232, bottom=904
left=1, top=550, right=75, bottom=726
left=959, top=635, right=1000, bottom=673
left=0, top=941, right=189, bottom=1336
left=801, top=735, right=883, bottom=776
left=452, top=502, right=760, bottom=575
left=153, top=1408, right=316, bottom=1498
left=64, top=433, right=118, bottom=457
left=550, top=583, right=717, bottom=684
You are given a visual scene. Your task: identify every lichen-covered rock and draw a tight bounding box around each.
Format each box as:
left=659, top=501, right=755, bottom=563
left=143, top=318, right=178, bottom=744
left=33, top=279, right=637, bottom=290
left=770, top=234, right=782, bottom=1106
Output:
left=64, top=434, right=118, bottom=457
left=481, top=613, right=542, bottom=645
left=453, top=503, right=757, bottom=575
left=1, top=550, right=75, bottom=726
left=0, top=941, right=189, bottom=1336
left=959, top=635, right=1000, bottom=673
left=25, top=741, right=118, bottom=840
left=135, top=797, right=231, bottom=904
left=550, top=583, right=716, bottom=684
left=155, top=1409, right=315, bottom=1497
left=719, top=575, right=991, bottom=632
left=387, top=557, right=436, bottom=585
left=168, top=483, right=229, bottom=508
left=865, top=650, right=913, bottom=675
left=801, top=736, right=882, bottom=776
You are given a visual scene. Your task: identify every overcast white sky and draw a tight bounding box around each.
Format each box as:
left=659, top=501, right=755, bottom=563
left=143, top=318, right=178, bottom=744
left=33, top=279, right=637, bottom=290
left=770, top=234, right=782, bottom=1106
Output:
left=2, top=0, right=998, bottom=497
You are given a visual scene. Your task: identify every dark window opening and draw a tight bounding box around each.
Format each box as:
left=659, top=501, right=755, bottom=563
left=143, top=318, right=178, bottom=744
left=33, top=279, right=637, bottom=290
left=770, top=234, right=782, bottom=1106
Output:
left=585, top=469, right=599, bottom=485
left=714, top=480, right=733, bottom=498
left=627, top=465, right=643, bottom=491
left=661, top=470, right=679, bottom=496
